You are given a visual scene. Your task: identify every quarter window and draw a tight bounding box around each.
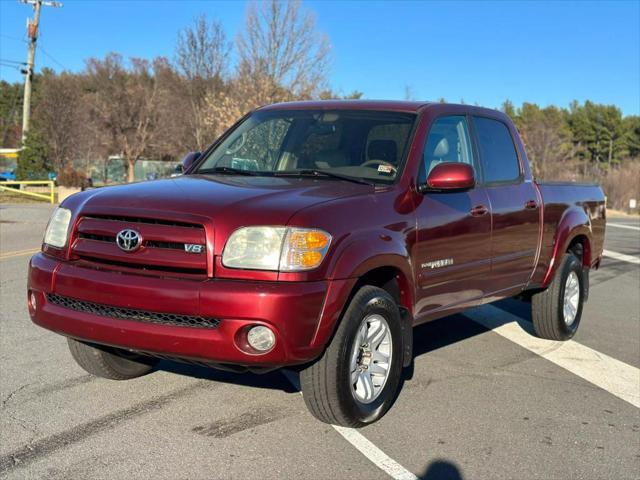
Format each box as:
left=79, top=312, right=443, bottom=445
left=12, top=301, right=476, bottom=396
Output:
left=473, top=117, right=521, bottom=183
left=422, top=116, right=475, bottom=180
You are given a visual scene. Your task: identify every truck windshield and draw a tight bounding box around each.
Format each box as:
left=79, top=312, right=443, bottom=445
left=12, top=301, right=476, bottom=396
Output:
left=194, top=110, right=417, bottom=185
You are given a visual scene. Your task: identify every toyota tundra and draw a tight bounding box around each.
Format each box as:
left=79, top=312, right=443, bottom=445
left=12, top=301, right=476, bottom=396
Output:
left=28, top=101, right=606, bottom=427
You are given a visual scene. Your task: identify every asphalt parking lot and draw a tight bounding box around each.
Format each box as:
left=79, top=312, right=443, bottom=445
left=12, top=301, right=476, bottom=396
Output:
left=1, top=204, right=638, bottom=480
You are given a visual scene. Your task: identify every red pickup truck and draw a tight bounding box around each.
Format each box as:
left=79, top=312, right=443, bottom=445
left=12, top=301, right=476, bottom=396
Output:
left=28, top=101, right=606, bottom=427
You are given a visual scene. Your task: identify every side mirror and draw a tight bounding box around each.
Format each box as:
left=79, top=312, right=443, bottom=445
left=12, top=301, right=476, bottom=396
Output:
left=178, top=151, right=201, bottom=174
left=419, top=162, right=475, bottom=193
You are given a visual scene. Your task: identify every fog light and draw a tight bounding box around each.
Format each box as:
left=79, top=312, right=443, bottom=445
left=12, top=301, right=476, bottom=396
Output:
left=246, top=325, right=275, bottom=352
left=29, top=291, right=37, bottom=310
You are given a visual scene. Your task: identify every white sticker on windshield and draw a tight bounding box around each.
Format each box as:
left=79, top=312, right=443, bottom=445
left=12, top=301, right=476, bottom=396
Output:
left=378, top=164, right=393, bottom=174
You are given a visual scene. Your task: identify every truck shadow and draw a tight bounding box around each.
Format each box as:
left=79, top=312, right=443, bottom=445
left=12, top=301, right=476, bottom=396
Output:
left=154, top=361, right=299, bottom=393
left=404, top=298, right=532, bottom=381
left=590, top=258, right=639, bottom=286
left=155, top=298, right=533, bottom=392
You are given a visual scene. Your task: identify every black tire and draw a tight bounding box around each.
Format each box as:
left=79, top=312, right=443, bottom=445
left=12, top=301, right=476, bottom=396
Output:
left=299, top=286, right=404, bottom=427
left=531, top=253, right=584, bottom=341
left=67, top=338, right=158, bottom=380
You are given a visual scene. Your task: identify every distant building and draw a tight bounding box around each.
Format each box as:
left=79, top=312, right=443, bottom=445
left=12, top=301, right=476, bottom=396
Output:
left=0, top=148, right=20, bottom=178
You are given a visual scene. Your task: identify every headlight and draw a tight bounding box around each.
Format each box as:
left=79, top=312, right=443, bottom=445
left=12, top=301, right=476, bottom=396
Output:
left=43, top=207, right=72, bottom=248
left=222, top=226, right=332, bottom=272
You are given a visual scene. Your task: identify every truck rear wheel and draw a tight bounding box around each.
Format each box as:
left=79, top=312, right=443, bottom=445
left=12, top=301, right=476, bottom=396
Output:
left=67, top=338, right=158, bottom=380
left=531, top=252, right=584, bottom=341
left=299, top=286, right=403, bottom=427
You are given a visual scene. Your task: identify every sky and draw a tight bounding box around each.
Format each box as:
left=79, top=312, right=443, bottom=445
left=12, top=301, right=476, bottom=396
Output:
left=1, top=0, right=639, bottom=115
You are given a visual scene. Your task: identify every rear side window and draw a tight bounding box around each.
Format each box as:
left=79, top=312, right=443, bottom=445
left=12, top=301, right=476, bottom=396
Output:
left=473, top=117, right=521, bottom=183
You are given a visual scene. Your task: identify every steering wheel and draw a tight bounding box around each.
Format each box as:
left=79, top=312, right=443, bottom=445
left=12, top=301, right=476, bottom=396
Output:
left=225, top=132, right=247, bottom=155
left=360, top=159, right=397, bottom=174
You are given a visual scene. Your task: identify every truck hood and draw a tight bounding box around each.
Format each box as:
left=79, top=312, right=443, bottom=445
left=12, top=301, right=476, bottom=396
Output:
left=66, top=174, right=373, bottom=254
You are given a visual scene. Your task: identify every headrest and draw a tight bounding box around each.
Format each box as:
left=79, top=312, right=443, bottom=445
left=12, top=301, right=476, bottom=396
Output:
left=367, top=140, right=397, bottom=164
left=432, top=137, right=449, bottom=158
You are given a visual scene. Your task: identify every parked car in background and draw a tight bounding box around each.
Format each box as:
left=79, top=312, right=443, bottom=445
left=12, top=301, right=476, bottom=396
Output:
left=0, top=170, right=57, bottom=183
left=0, top=169, right=16, bottom=182
left=28, top=101, right=606, bottom=426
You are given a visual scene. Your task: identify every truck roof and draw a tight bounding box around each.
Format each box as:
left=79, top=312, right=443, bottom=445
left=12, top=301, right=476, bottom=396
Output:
left=258, top=100, right=506, bottom=118
left=258, top=99, right=434, bottom=113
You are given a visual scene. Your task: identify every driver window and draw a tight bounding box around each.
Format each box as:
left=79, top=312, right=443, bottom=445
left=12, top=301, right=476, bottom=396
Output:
left=422, top=116, right=474, bottom=177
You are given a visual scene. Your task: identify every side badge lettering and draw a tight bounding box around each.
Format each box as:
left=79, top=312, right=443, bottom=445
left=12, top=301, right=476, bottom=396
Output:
left=421, top=258, right=454, bottom=269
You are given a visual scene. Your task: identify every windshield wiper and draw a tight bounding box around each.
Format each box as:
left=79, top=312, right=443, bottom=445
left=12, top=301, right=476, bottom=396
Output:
left=275, top=169, right=374, bottom=186
left=197, top=166, right=261, bottom=176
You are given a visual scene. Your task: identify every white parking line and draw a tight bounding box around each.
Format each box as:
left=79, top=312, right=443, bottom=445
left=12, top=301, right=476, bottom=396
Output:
left=465, top=304, right=640, bottom=408
left=281, top=370, right=418, bottom=480
left=608, top=223, right=640, bottom=231
left=284, top=278, right=640, bottom=480
left=603, top=249, right=640, bottom=265
left=332, top=426, right=419, bottom=480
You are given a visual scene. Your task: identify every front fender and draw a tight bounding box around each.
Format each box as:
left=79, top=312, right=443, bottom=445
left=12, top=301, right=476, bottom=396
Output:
left=328, top=231, right=414, bottom=284
left=309, top=231, right=415, bottom=350
left=542, top=206, right=592, bottom=287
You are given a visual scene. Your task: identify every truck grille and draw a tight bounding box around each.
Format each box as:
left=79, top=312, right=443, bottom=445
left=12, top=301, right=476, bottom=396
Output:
left=46, top=293, right=220, bottom=329
left=71, top=215, right=209, bottom=276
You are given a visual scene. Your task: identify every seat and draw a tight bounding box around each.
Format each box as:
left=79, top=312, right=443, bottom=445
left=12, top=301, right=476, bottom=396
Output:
left=425, top=135, right=450, bottom=173
left=314, top=149, right=350, bottom=169
left=367, top=140, right=397, bottom=164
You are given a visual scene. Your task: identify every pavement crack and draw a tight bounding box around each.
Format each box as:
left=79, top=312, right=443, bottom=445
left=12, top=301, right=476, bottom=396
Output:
left=0, top=380, right=215, bottom=475
left=1, top=383, right=32, bottom=410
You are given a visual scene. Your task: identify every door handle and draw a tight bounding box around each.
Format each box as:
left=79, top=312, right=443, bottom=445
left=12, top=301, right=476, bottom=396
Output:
left=525, top=200, right=538, bottom=210
left=470, top=205, right=489, bottom=217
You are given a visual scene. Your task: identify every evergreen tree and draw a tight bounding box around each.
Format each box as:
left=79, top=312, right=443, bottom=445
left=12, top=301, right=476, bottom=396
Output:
left=16, top=131, right=52, bottom=180
left=623, top=116, right=640, bottom=158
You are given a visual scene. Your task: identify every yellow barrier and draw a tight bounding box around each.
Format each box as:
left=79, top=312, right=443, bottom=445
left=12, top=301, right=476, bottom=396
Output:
left=0, top=180, right=55, bottom=204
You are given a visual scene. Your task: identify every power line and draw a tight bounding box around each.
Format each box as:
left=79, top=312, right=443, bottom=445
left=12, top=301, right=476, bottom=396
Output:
left=0, top=59, right=27, bottom=65
left=0, top=34, right=27, bottom=44
left=0, top=62, right=25, bottom=71
left=38, top=43, right=67, bottom=70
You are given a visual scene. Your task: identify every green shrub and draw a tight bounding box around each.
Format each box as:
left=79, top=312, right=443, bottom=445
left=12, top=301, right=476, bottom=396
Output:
left=16, top=131, right=52, bottom=181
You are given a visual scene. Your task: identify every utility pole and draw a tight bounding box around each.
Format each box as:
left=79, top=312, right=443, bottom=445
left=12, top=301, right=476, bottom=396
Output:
left=20, top=0, right=62, bottom=145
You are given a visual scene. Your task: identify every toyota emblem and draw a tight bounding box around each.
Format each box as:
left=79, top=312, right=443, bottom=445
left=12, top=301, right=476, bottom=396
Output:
left=116, top=229, right=142, bottom=252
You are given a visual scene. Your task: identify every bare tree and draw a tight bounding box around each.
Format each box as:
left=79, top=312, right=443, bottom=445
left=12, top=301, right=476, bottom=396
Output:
left=174, top=15, right=231, bottom=151
left=237, top=0, right=331, bottom=104
left=516, top=103, right=573, bottom=178
left=85, top=54, right=160, bottom=183
left=176, top=14, right=230, bottom=81
left=32, top=70, right=82, bottom=180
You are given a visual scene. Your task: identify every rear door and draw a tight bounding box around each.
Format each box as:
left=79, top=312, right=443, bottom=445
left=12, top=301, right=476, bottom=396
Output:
left=471, top=116, right=540, bottom=298
left=413, top=115, right=492, bottom=320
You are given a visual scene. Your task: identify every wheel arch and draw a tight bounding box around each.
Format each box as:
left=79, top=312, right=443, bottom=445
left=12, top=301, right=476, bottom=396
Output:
left=312, top=262, right=415, bottom=368
left=542, top=207, right=593, bottom=287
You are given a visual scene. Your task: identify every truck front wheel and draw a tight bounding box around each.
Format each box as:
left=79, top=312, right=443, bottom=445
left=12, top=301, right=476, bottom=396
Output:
left=67, top=338, right=158, bottom=380
left=531, top=252, right=584, bottom=341
left=299, top=286, right=404, bottom=427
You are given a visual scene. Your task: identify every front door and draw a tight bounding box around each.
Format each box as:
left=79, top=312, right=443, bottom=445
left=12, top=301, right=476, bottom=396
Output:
left=413, top=115, right=492, bottom=321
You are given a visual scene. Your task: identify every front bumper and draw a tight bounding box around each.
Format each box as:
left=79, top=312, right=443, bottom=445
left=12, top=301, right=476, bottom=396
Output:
left=28, top=253, right=354, bottom=367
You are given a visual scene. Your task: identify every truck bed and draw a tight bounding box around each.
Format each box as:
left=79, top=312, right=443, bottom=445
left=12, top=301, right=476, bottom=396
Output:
left=531, top=181, right=606, bottom=287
